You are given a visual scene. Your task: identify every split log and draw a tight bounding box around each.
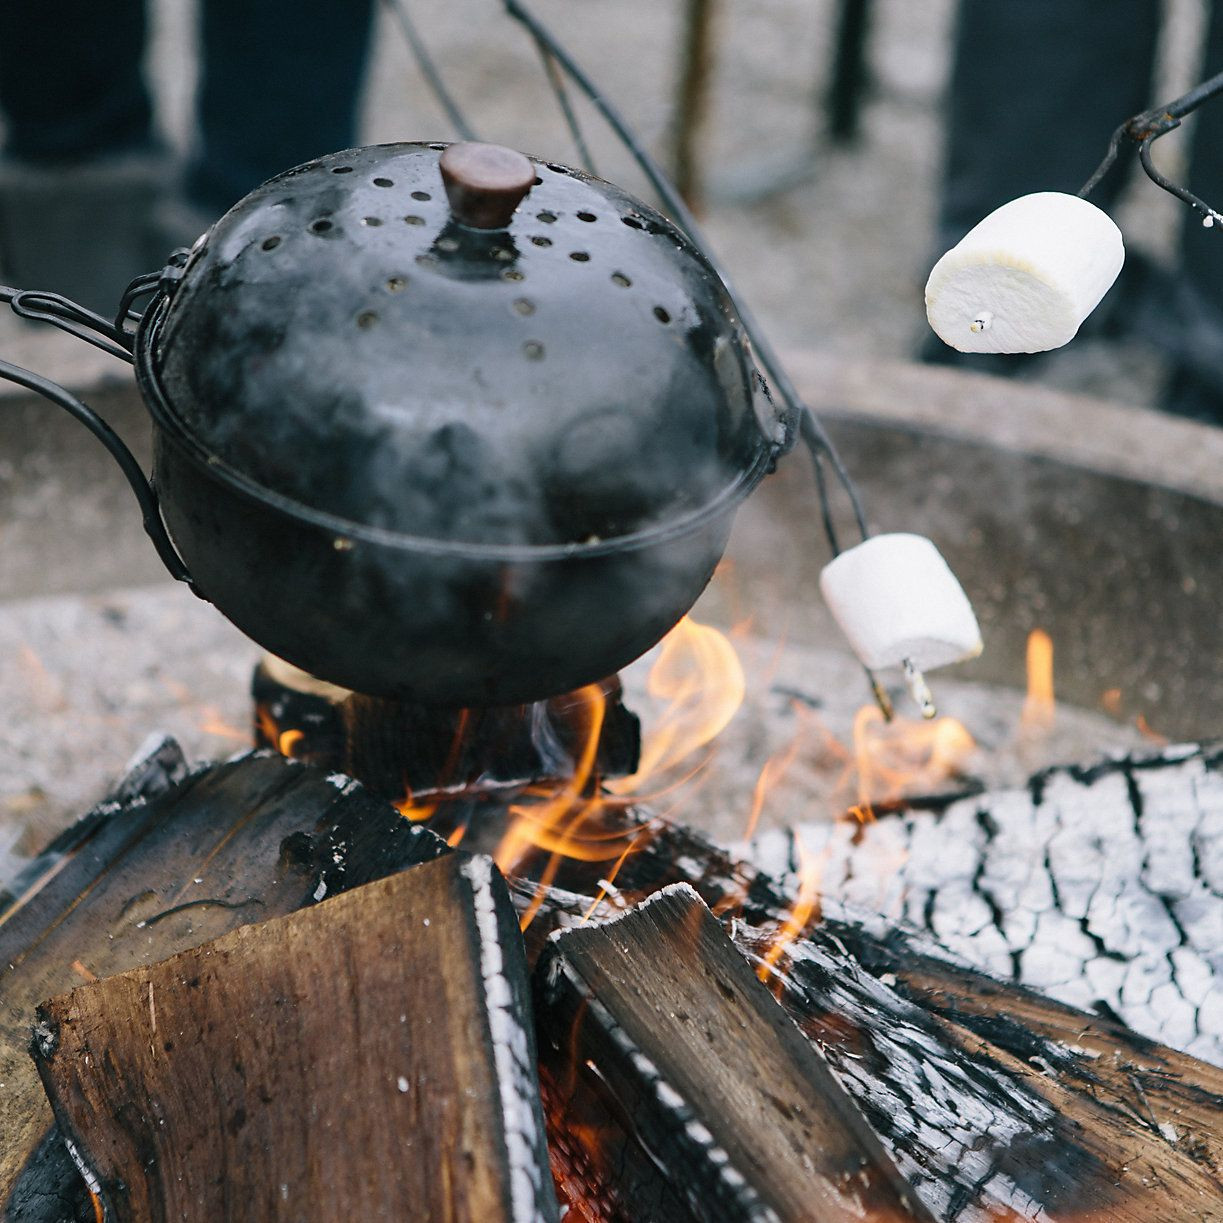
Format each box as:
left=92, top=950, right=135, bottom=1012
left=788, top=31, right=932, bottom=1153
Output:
left=0, top=751, right=447, bottom=1211
left=30, top=855, right=558, bottom=1223
left=739, top=747, right=1223, bottom=1066
left=534, top=883, right=933, bottom=1223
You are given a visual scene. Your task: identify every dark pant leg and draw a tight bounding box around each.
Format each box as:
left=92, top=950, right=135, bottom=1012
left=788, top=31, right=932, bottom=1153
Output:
left=938, top=0, right=1162, bottom=249
left=186, top=0, right=376, bottom=214
left=0, top=0, right=153, bottom=161
left=1182, top=1, right=1223, bottom=308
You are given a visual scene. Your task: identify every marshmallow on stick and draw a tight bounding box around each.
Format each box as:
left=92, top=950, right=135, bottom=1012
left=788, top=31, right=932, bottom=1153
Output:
left=820, top=534, right=982, bottom=673
left=925, top=192, right=1124, bottom=353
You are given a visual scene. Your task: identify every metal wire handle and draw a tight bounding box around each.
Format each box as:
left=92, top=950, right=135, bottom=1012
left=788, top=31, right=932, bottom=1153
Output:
left=1079, top=67, right=1223, bottom=227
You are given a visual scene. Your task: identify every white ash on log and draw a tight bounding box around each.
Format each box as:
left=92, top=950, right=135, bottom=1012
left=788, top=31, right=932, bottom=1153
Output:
left=30, top=856, right=558, bottom=1223
left=534, top=883, right=934, bottom=1223
left=738, top=746, right=1223, bottom=1065
left=0, top=752, right=448, bottom=1211
left=494, top=816, right=1223, bottom=1220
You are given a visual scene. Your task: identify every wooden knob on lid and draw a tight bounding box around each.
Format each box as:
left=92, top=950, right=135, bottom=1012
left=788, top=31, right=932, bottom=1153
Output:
left=439, top=142, right=535, bottom=230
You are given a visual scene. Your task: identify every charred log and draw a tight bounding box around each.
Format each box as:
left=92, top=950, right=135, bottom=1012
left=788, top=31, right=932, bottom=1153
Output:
left=494, top=812, right=1223, bottom=1219
left=0, top=752, right=447, bottom=1207
left=341, top=675, right=641, bottom=797
left=534, top=883, right=933, bottom=1223
left=739, top=746, right=1223, bottom=1066
left=30, top=856, right=557, bottom=1223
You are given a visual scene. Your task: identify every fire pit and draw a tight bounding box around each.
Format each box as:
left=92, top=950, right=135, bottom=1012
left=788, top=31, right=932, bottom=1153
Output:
left=3, top=352, right=1222, bottom=1219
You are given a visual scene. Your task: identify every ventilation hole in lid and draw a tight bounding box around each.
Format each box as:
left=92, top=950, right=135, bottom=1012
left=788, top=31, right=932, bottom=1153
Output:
left=373, top=177, right=394, bottom=187
left=411, top=190, right=431, bottom=201
left=611, top=271, right=631, bottom=287
left=361, top=216, right=383, bottom=226
left=533, top=176, right=543, bottom=186
left=502, top=268, right=525, bottom=282
left=331, top=166, right=354, bottom=174
left=512, top=298, right=535, bottom=316
left=545, top=163, right=570, bottom=174
left=569, top=251, right=590, bottom=263
left=416, top=253, right=438, bottom=268
left=386, top=276, right=408, bottom=292
left=531, top=235, right=552, bottom=247
left=577, top=211, right=597, bottom=222
left=523, top=340, right=545, bottom=360
left=492, top=247, right=513, bottom=261
left=310, top=218, right=334, bottom=234
left=356, top=310, right=379, bottom=329
left=428, top=142, right=446, bottom=151
left=261, top=235, right=282, bottom=251
left=403, top=214, right=425, bottom=225
left=622, top=215, right=644, bottom=230
left=437, top=236, right=459, bottom=253
left=537, top=211, right=558, bottom=223
left=653, top=306, right=671, bottom=324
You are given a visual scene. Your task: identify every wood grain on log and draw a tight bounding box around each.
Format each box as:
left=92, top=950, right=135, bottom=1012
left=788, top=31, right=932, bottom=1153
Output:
left=30, top=856, right=558, bottom=1223
left=0, top=752, right=447, bottom=1206
left=535, top=883, right=933, bottom=1223
left=739, top=747, right=1223, bottom=1066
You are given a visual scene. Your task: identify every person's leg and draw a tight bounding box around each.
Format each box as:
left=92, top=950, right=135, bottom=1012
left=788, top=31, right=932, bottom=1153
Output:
left=0, top=0, right=153, bottom=161
left=938, top=0, right=1162, bottom=251
left=1162, top=1, right=1223, bottom=420
left=187, top=0, right=376, bottom=216
left=0, top=0, right=166, bottom=309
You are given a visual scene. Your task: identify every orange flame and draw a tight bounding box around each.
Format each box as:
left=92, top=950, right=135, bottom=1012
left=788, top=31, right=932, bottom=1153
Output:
left=1021, top=628, right=1055, bottom=733
left=757, top=832, right=822, bottom=990
left=845, top=705, right=975, bottom=822
left=610, top=615, right=745, bottom=790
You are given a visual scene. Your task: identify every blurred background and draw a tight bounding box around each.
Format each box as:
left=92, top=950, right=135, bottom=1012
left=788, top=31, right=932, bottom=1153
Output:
left=0, top=0, right=1212, bottom=400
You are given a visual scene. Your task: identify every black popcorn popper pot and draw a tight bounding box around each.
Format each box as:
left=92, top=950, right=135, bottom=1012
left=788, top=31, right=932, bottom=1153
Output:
left=0, top=142, right=797, bottom=707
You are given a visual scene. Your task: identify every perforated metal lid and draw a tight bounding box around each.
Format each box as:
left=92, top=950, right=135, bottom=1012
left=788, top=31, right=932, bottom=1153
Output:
left=151, top=142, right=780, bottom=548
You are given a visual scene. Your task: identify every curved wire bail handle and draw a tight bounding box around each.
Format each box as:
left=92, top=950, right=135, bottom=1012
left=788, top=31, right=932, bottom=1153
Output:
left=0, top=283, right=199, bottom=595
left=1079, top=67, right=1223, bottom=226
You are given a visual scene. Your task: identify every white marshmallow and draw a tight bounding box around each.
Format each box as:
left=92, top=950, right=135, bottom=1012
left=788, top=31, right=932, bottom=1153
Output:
left=925, top=192, right=1124, bottom=353
left=819, top=534, right=982, bottom=672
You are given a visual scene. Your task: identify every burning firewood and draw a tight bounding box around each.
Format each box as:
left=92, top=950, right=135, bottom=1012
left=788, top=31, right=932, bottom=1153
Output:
left=739, top=746, right=1223, bottom=1067
left=5, top=739, right=1223, bottom=1220
left=506, top=815, right=1223, bottom=1221
left=29, top=855, right=557, bottom=1223
left=0, top=751, right=447, bottom=1209
left=534, top=883, right=933, bottom=1223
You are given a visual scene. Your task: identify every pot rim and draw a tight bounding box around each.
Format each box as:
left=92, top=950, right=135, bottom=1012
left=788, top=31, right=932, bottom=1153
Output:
left=135, top=293, right=772, bottom=562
